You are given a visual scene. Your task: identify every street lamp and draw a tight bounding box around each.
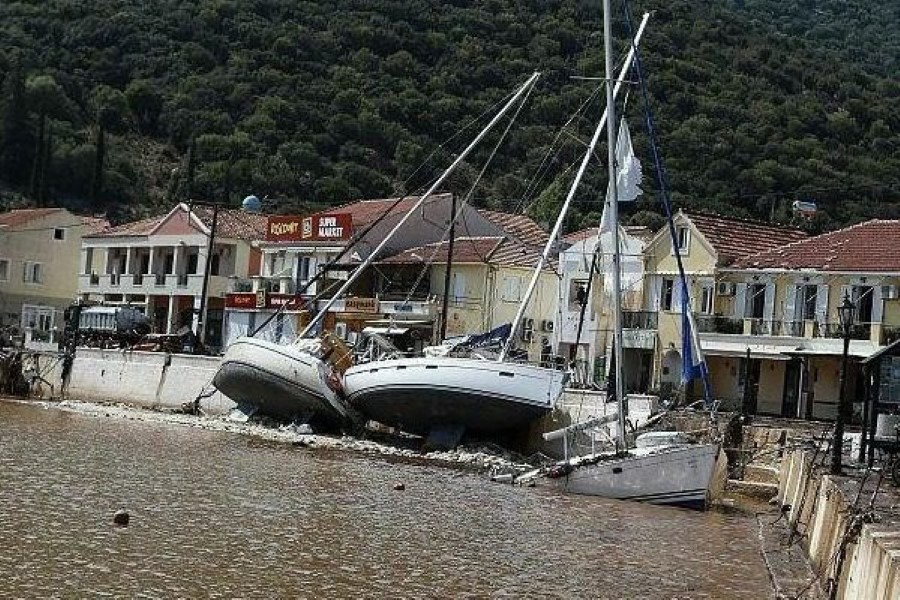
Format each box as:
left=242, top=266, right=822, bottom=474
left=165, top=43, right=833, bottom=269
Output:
left=831, top=293, right=856, bottom=475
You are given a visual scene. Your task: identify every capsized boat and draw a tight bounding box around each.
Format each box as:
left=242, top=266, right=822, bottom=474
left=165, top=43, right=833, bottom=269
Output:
left=529, top=431, right=725, bottom=509
left=343, top=355, right=565, bottom=436
left=342, top=20, right=652, bottom=442
left=210, top=73, right=541, bottom=427
left=212, top=335, right=353, bottom=427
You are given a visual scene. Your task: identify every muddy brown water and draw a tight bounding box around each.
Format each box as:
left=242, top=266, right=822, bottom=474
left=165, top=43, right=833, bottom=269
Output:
left=0, top=400, right=774, bottom=598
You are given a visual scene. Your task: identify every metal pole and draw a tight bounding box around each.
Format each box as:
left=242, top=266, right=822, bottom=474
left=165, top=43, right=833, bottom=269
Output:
left=197, top=203, right=218, bottom=348
left=439, top=193, right=457, bottom=342
left=498, top=12, right=650, bottom=362
left=831, top=332, right=851, bottom=475
left=859, top=364, right=870, bottom=464
left=602, top=0, right=627, bottom=450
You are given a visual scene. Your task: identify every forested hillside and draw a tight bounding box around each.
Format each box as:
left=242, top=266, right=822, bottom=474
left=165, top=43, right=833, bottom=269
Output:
left=0, top=0, right=897, bottom=231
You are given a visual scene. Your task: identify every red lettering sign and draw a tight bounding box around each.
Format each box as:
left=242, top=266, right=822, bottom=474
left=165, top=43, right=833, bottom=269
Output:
left=266, top=213, right=352, bottom=242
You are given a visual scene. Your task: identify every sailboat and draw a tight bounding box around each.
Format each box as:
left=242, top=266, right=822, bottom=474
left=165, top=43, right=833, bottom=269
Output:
left=341, top=15, right=654, bottom=442
left=212, top=73, right=541, bottom=427
left=520, top=2, right=724, bottom=509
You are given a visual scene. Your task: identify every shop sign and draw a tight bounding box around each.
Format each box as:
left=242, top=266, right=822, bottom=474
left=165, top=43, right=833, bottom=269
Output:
left=344, top=297, right=378, bottom=313
left=226, top=292, right=306, bottom=311
left=267, top=213, right=352, bottom=242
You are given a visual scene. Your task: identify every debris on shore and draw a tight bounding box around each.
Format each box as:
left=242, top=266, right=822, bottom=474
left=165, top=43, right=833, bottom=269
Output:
left=34, top=399, right=535, bottom=475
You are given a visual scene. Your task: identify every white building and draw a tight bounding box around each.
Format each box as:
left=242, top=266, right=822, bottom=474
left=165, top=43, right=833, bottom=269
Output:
left=79, top=203, right=266, bottom=348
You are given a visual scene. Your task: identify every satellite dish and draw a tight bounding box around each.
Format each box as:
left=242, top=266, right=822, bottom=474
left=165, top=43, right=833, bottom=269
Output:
left=242, top=195, right=262, bottom=213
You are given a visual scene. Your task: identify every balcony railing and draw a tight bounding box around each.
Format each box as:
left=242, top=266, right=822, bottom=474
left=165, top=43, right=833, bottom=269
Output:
left=232, top=279, right=253, bottom=293
left=774, top=321, right=804, bottom=337
left=696, top=315, right=743, bottom=334
left=884, top=327, right=900, bottom=346
left=622, top=310, right=657, bottom=330
left=821, top=322, right=871, bottom=341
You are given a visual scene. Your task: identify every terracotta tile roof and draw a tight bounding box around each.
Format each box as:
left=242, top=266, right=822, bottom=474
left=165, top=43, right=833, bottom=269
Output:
left=478, top=208, right=548, bottom=246
left=87, top=204, right=267, bottom=240
left=324, top=193, right=453, bottom=228
left=87, top=214, right=163, bottom=237
left=379, top=236, right=552, bottom=270
left=731, top=219, right=900, bottom=272
left=81, top=215, right=110, bottom=234
left=190, top=205, right=268, bottom=240
left=0, top=208, right=64, bottom=228
left=686, top=212, right=808, bottom=265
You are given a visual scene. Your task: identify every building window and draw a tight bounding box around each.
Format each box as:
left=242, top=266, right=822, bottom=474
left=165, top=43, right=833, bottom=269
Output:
left=0, top=258, right=8, bottom=282
left=23, top=261, right=43, bottom=284
left=53, top=227, right=66, bottom=241
left=501, top=275, right=522, bottom=302
left=299, top=256, right=311, bottom=282
left=700, top=285, right=714, bottom=315
left=672, top=226, right=690, bottom=254
left=661, top=278, right=675, bottom=311
left=21, top=305, right=54, bottom=332
left=802, top=285, right=817, bottom=321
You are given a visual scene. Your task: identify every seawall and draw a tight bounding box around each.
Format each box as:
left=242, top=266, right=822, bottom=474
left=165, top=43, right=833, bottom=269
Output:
left=55, top=348, right=235, bottom=414
left=777, top=448, right=900, bottom=599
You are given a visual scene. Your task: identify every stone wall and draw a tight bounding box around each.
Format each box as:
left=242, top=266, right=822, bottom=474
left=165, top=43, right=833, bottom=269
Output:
left=777, top=448, right=900, bottom=599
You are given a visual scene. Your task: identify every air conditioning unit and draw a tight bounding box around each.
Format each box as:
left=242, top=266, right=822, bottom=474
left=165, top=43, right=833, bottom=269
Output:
left=716, top=282, right=736, bottom=296
left=542, top=319, right=555, bottom=332
left=883, top=285, right=899, bottom=300
left=521, top=318, right=535, bottom=341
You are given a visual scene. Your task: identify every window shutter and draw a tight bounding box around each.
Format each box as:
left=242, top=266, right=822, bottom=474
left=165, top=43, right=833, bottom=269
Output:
left=872, top=285, right=884, bottom=323
left=763, top=283, right=775, bottom=324
left=734, top=283, right=747, bottom=318
left=815, top=284, right=830, bottom=325
left=784, top=285, right=798, bottom=323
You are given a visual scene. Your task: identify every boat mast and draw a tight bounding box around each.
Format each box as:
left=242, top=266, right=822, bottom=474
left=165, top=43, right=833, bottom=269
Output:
left=603, top=0, right=627, bottom=450
left=298, top=71, right=541, bottom=339
left=439, top=193, right=458, bottom=342
left=498, top=12, right=649, bottom=362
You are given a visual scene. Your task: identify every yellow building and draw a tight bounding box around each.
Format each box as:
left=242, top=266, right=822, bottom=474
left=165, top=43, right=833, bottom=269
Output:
left=717, top=219, right=900, bottom=421
left=0, top=208, right=106, bottom=341
left=641, top=212, right=808, bottom=403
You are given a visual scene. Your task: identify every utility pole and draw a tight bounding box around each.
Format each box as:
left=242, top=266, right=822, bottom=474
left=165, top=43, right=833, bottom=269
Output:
left=190, top=201, right=220, bottom=352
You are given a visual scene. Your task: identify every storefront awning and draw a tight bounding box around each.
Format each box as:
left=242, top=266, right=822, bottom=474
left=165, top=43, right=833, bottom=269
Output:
left=700, top=341, right=792, bottom=361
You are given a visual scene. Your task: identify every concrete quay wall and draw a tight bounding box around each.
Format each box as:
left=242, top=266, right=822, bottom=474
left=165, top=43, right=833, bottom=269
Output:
left=59, top=348, right=236, bottom=414
left=778, top=449, right=900, bottom=599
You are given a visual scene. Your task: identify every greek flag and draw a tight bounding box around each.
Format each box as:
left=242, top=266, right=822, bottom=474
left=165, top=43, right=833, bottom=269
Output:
left=680, top=279, right=713, bottom=404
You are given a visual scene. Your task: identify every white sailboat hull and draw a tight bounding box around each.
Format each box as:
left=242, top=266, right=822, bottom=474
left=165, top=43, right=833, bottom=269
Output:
left=343, top=357, right=565, bottom=435
left=213, top=337, right=351, bottom=426
left=551, top=443, right=723, bottom=509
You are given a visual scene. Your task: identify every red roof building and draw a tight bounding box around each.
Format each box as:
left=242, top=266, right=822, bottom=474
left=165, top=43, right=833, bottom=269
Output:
left=731, top=219, right=900, bottom=272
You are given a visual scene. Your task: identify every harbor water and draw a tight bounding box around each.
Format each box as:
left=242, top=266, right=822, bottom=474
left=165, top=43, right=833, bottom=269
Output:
left=0, top=400, right=774, bottom=598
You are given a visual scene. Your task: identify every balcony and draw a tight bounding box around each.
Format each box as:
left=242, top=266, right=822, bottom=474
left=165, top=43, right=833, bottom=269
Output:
left=231, top=278, right=253, bottom=293
left=79, top=273, right=224, bottom=297
left=622, top=310, right=657, bottom=330
left=696, top=315, right=742, bottom=334
left=820, top=322, right=871, bottom=341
